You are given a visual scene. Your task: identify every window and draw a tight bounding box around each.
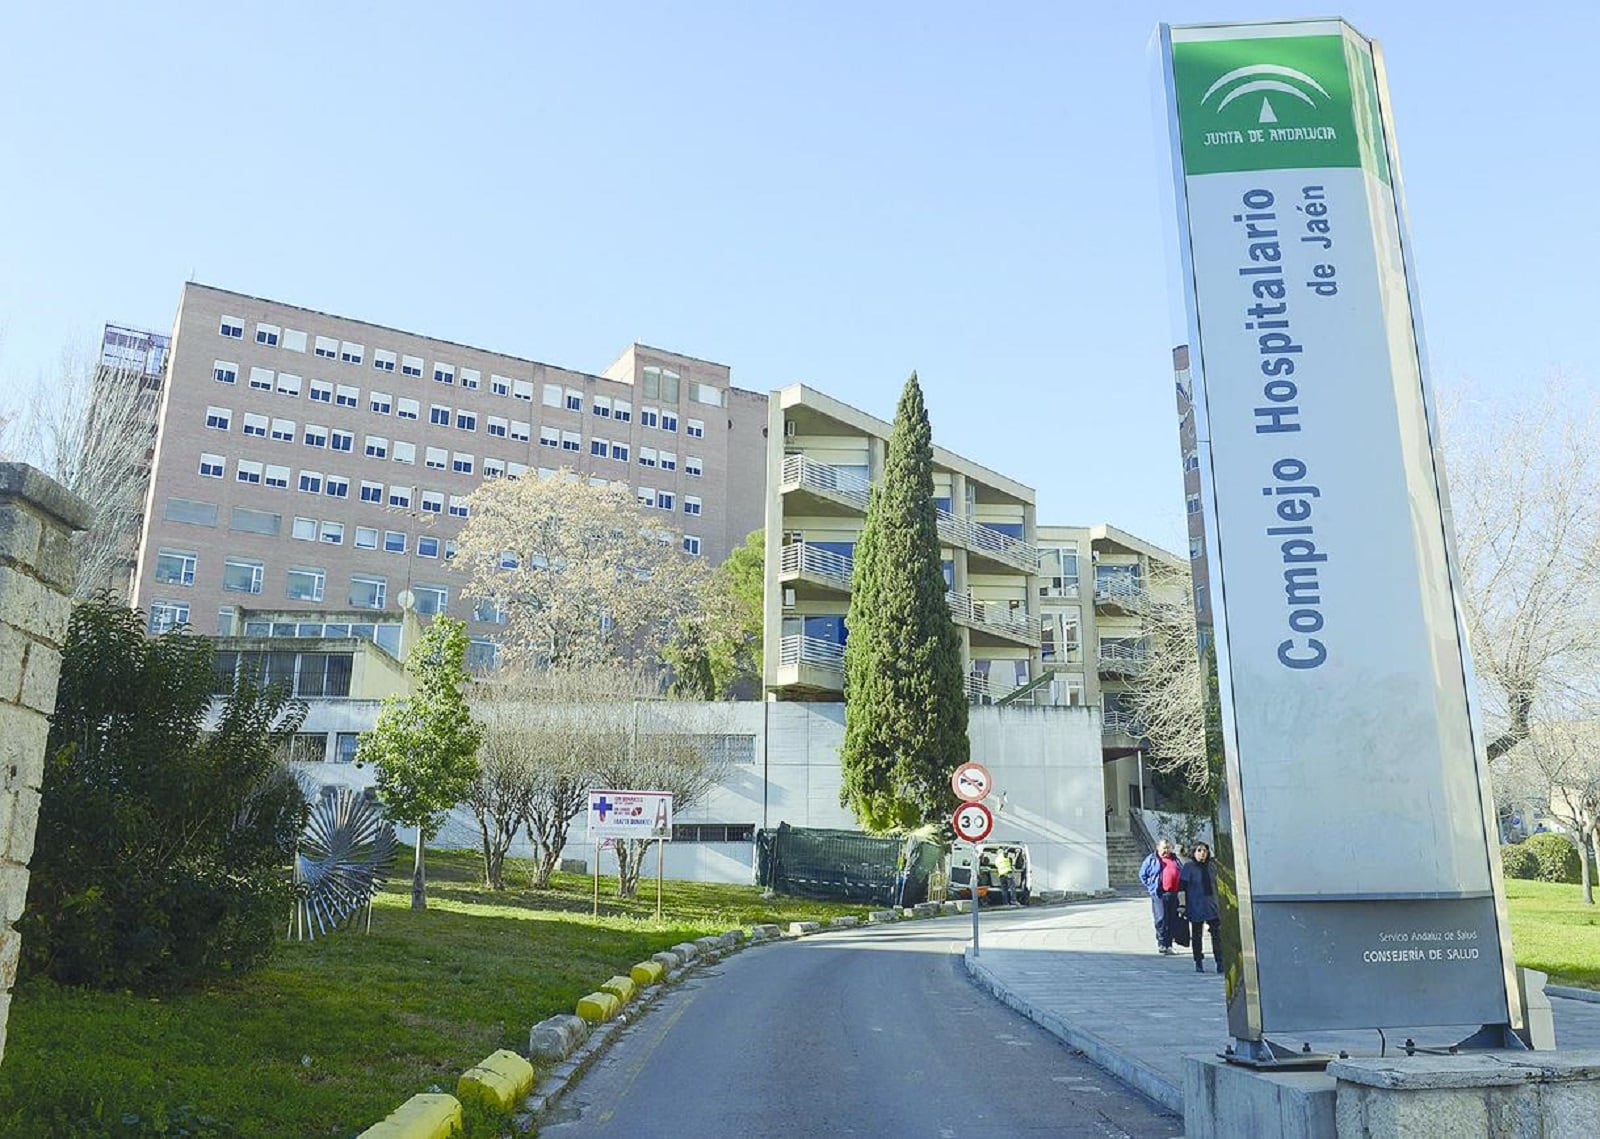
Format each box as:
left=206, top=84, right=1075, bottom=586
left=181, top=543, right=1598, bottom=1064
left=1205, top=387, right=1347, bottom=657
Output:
left=397, top=397, right=419, bottom=420
left=560, top=431, right=580, bottom=452
left=686, top=455, right=703, bottom=477
left=349, top=576, right=387, bottom=609
left=507, top=462, right=527, bottom=479
left=430, top=403, right=451, bottom=426
left=303, top=424, right=328, bottom=448
left=271, top=418, right=296, bottom=442
left=360, top=480, right=384, bottom=503
left=448, top=495, right=469, bottom=518
left=433, top=363, right=455, bottom=385
left=248, top=366, right=274, bottom=391
left=498, top=550, right=520, bottom=569
left=333, top=732, right=361, bottom=764
left=283, top=329, right=308, bottom=353
left=613, top=399, right=632, bottom=423
left=413, top=583, right=447, bottom=615
left=473, top=597, right=506, bottom=624
left=637, top=487, right=656, bottom=508
left=686, top=418, right=705, bottom=438
left=460, top=368, right=480, bottom=390
left=683, top=535, right=701, bottom=555
left=393, top=440, right=416, bottom=464
left=417, top=535, right=440, bottom=558
left=165, top=497, right=219, bottom=526
left=213, top=360, right=238, bottom=385
left=154, top=549, right=197, bottom=586
left=255, top=323, right=280, bottom=347
left=661, top=410, right=678, bottom=432
left=354, top=526, right=378, bottom=549
left=315, top=335, right=339, bottom=359
left=466, top=639, right=499, bottom=671
left=335, top=384, right=359, bottom=408
left=365, top=435, right=389, bottom=459
left=483, top=457, right=506, bottom=479
left=401, top=355, right=423, bottom=377
left=369, top=391, right=392, bottom=415
left=425, top=446, right=447, bottom=470
left=590, top=438, right=608, bottom=457
left=330, top=429, right=354, bottom=453
left=309, top=379, right=333, bottom=403
left=220, top=316, right=244, bottom=339
left=456, top=410, right=477, bottom=432
left=684, top=496, right=702, bottom=516
left=659, top=451, right=677, bottom=472
left=291, top=516, right=318, bottom=541
left=509, top=378, right=532, bottom=402
left=265, top=464, right=290, bottom=489
left=490, top=374, right=511, bottom=396
left=588, top=476, right=609, bottom=489
left=541, top=383, right=562, bottom=407
left=640, top=406, right=659, bottom=429
left=150, top=601, right=190, bottom=633
left=446, top=540, right=460, bottom=560
left=565, top=388, right=583, bottom=411
left=1186, top=493, right=1202, bottom=515
left=452, top=452, right=474, bottom=474
left=289, top=733, right=327, bottom=763
left=340, top=342, right=363, bottom=365
left=606, top=441, right=625, bottom=462
left=487, top=415, right=508, bottom=437
left=662, top=370, right=681, bottom=402
left=509, top=420, right=530, bottom=442
left=326, top=474, right=350, bottom=499
left=286, top=567, right=326, bottom=602
left=319, top=520, right=344, bottom=544
left=199, top=453, right=225, bottom=478
left=242, top=412, right=268, bottom=438
left=229, top=507, right=280, bottom=535
left=222, top=558, right=264, bottom=594
left=236, top=459, right=263, bottom=485
left=593, top=396, right=612, bottom=419
left=383, top=530, right=407, bottom=553
left=693, top=383, right=722, bottom=406
left=421, top=490, right=443, bottom=514
left=539, top=426, right=559, bottom=448
left=658, top=491, right=675, bottom=511
left=298, top=470, right=322, bottom=494
left=277, top=372, right=303, bottom=397
left=205, top=405, right=232, bottom=431
left=638, top=447, right=657, bottom=468
left=388, top=485, right=412, bottom=509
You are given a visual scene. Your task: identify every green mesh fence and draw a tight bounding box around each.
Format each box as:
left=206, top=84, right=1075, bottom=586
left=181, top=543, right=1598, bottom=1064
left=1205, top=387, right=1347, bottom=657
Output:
left=755, top=823, right=942, bottom=905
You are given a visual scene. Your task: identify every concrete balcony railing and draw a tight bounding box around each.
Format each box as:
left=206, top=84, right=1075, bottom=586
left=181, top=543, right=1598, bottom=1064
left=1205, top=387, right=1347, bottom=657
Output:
left=1097, top=642, right=1147, bottom=673
left=1093, top=575, right=1147, bottom=609
left=778, top=634, right=845, bottom=675
left=779, top=454, right=1040, bottom=572
left=1103, top=709, right=1144, bottom=735
left=778, top=541, right=852, bottom=591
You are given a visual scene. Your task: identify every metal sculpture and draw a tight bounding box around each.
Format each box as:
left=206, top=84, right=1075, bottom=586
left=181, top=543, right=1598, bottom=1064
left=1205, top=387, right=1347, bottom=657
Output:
left=290, top=787, right=398, bottom=940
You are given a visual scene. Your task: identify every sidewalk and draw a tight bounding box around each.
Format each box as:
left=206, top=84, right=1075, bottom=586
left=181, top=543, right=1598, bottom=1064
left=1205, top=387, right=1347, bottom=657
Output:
left=963, top=895, right=1600, bottom=1113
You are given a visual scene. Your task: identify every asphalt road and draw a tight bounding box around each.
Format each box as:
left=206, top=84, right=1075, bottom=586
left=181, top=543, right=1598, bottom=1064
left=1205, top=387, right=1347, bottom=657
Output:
left=540, top=910, right=1182, bottom=1138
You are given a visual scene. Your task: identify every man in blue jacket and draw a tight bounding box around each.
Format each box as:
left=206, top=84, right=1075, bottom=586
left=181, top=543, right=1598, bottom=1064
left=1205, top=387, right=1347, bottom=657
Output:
left=1138, top=838, right=1183, bottom=955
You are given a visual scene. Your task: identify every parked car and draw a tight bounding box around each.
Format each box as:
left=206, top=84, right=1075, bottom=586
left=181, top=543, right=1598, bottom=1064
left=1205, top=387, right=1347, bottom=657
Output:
left=946, top=842, right=1031, bottom=906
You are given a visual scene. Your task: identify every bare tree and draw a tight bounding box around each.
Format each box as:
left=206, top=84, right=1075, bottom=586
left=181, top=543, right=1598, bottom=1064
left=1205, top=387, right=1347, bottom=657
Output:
left=464, top=726, right=537, bottom=891
left=1498, top=721, right=1600, bottom=904
left=13, top=340, right=163, bottom=599
left=1120, top=564, right=1210, bottom=790
left=1443, top=385, right=1600, bottom=759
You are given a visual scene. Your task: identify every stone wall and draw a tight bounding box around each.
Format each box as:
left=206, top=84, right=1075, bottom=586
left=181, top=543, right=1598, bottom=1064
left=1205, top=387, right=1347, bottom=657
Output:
left=0, top=464, right=89, bottom=1062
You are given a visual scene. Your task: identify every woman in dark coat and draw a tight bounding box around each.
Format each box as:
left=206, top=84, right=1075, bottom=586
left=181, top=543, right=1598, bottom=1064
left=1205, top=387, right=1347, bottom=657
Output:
left=1179, top=842, right=1223, bottom=974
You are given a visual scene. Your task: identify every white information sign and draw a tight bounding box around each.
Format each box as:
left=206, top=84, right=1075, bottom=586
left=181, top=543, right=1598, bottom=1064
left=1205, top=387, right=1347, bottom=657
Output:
left=586, top=789, right=673, bottom=841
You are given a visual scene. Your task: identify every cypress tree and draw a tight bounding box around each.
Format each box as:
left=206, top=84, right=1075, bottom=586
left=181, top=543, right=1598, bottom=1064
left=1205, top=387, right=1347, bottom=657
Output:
left=841, top=373, right=970, bottom=829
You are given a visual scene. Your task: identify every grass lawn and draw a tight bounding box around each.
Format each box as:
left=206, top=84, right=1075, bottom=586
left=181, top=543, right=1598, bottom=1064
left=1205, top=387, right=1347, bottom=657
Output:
left=0, top=849, right=870, bottom=1138
left=1505, top=878, right=1600, bottom=990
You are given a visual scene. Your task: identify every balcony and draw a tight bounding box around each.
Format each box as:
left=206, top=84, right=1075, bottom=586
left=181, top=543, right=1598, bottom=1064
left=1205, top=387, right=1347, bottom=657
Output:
left=1093, top=575, right=1147, bottom=612
left=779, top=454, right=1040, bottom=573
left=1097, top=642, right=1147, bottom=676
left=778, top=541, right=852, bottom=594
left=1102, top=708, right=1146, bottom=757
left=772, top=634, right=845, bottom=697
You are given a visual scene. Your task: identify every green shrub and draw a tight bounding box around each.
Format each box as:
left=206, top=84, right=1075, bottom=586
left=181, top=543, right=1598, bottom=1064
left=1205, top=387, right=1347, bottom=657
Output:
left=1500, top=842, right=1539, bottom=880
left=1523, top=832, right=1582, bottom=884
left=21, top=599, right=308, bottom=991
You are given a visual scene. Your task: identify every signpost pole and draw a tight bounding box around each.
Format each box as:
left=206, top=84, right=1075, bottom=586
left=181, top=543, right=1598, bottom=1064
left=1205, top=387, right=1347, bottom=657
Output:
left=971, top=841, right=981, bottom=957
left=593, top=842, right=600, bottom=917
left=655, top=837, right=663, bottom=922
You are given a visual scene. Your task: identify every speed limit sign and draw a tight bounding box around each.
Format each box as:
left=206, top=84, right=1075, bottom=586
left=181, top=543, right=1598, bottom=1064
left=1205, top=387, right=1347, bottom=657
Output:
left=952, top=802, right=994, bottom=844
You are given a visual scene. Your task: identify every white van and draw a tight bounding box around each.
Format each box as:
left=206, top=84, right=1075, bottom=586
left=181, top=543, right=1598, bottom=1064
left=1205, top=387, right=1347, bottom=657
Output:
left=946, top=842, right=1031, bottom=906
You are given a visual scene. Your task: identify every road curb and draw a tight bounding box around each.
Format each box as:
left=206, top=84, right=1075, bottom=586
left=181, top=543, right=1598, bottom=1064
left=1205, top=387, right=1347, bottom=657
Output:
left=963, top=948, right=1184, bottom=1113
left=1549, top=984, right=1600, bottom=1005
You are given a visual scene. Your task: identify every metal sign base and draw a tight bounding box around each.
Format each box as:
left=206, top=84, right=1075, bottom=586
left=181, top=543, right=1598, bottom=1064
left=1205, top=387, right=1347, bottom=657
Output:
left=1223, top=1037, right=1336, bottom=1070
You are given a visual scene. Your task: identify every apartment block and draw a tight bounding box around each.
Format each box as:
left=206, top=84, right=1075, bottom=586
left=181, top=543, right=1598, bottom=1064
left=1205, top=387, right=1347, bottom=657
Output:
left=131, top=284, right=767, bottom=665
left=87, top=323, right=170, bottom=598
left=762, top=384, right=1044, bottom=702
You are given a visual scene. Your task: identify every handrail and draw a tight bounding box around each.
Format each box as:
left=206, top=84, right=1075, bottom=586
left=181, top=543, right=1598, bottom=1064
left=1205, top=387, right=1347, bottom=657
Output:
left=945, top=590, right=1035, bottom=640
left=1098, top=641, right=1147, bottom=665
left=1103, top=709, right=1144, bottom=733
left=777, top=634, right=845, bottom=673
left=779, top=541, right=854, bottom=589
left=1094, top=575, right=1147, bottom=606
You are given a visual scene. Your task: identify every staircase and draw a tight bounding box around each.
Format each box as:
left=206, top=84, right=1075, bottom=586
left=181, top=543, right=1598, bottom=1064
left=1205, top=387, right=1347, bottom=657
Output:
left=1105, top=833, right=1148, bottom=888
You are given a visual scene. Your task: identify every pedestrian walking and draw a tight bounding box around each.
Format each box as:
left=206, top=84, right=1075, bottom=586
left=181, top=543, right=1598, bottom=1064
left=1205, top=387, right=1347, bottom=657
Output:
left=1180, top=841, right=1223, bottom=973
left=1138, top=838, right=1183, bottom=954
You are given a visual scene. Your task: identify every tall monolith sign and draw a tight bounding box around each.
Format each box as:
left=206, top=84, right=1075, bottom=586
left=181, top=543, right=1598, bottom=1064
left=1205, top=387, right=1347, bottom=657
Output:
left=1158, top=18, right=1524, bottom=1051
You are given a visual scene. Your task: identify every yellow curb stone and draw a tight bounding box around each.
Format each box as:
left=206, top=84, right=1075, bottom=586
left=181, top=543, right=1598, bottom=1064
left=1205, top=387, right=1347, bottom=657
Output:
left=599, top=974, right=636, bottom=1004
left=630, top=960, right=665, bottom=987
left=457, top=1048, right=535, bottom=1114
left=358, top=1092, right=462, bottom=1139
left=576, top=990, right=621, bottom=1023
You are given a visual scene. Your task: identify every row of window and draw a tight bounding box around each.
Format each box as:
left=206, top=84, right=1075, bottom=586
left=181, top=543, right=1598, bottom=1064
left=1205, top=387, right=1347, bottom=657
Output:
left=197, top=451, right=481, bottom=507
left=219, top=317, right=725, bottom=410
left=202, top=404, right=705, bottom=477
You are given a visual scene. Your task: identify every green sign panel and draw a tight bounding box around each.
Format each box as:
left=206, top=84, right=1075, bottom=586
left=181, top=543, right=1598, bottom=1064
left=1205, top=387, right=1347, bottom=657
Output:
left=1171, top=32, right=1389, bottom=182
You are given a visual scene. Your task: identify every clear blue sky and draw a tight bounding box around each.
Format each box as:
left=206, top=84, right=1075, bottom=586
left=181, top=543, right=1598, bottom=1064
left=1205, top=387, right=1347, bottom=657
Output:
left=3, top=2, right=1595, bottom=552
